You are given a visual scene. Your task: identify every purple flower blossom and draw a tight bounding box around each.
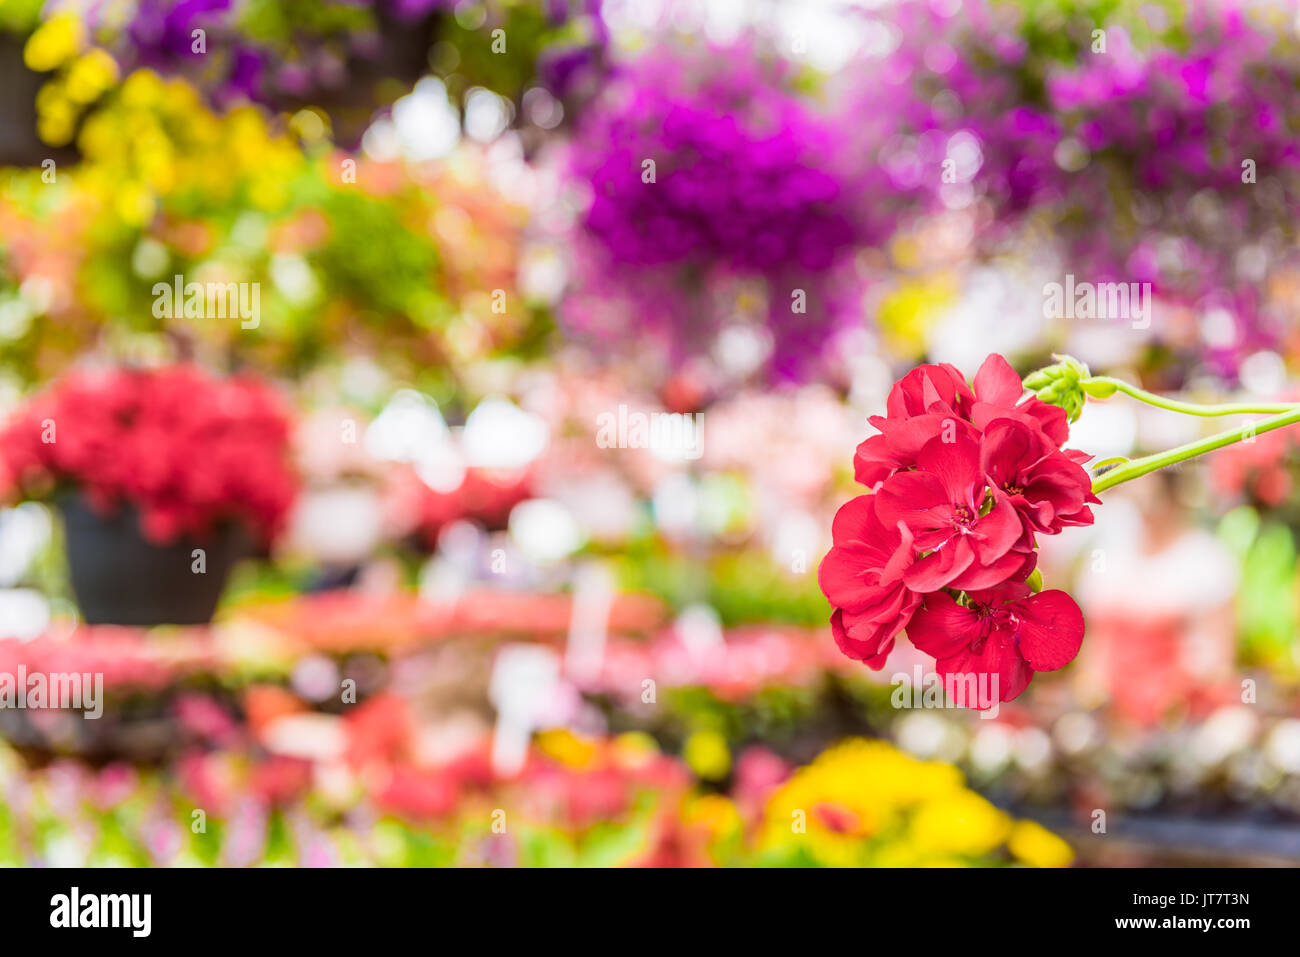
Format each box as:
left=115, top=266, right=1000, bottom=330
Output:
left=846, top=0, right=1300, bottom=376
left=126, top=0, right=232, bottom=67
left=561, top=42, right=878, bottom=381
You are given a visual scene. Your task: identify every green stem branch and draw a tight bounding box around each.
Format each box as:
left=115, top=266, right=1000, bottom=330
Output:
left=1023, top=358, right=1300, bottom=495
left=1091, top=406, right=1300, bottom=494
left=1082, top=376, right=1297, bottom=417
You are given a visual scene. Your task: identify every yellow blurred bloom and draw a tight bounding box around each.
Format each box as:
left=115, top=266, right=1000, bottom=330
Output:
left=760, top=739, right=955, bottom=854
left=876, top=276, right=956, bottom=359
left=164, top=76, right=202, bottom=112
left=24, top=13, right=86, bottom=72
left=69, top=69, right=302, bottom=215
left=120, top=70, right=166, bottom=108
left=34, top=79, right=67, bottom=114
left=249, top=177, right=289, bottom=212
left=683, top=794, right=743, bottom=841
left=909, top=791, right=1010, bottom=857
left=64, top=49, right=120, bottom=104
left=683, top=730, right=731, bottom=780
left=37, top=107, right=76, bottom=147
left=114, top=182, right=156, bottom=227
left=1009, top=819, right=1075, bottom=869
left=756, top=738, right=1069, bottom=867
left=873, top=843, right=968, bottom=868
left=535, top=728, right=598, bottom=768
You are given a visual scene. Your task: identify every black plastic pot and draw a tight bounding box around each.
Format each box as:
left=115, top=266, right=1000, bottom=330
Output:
left=59, top=495, right=248, bottom=627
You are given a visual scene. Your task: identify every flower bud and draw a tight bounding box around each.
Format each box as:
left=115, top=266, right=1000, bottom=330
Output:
left=1023, top=354, right=1091, bottom=422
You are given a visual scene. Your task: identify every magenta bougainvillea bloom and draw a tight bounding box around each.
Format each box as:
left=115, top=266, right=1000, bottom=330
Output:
left=560, top=41, right=881, bottom=381
left=820, top=354, right=1098, bottom=707
left=847, top=0, right=1300, bottom=375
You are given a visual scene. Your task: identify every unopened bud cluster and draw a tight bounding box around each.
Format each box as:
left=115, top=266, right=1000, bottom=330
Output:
left=1022, top=355, right=1114, bottom=422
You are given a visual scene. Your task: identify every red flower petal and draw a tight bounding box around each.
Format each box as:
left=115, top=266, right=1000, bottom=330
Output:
left=905, top=591, right=981, bottom=660
left=818, top=544, right=876, bottom=611
left=968, top=492, right=1023, bottom=562
left=980, top=417, right=1047, bottom=485
left=1014, top=589, right=1085, bottom=671
left=832, top=607, right=910, bottom=670
left=829, top=494, right=877, bottom=543
left=947, top=545, right=1028, bottom=591
left=915, top=433, right=982, bottom=504
left=877, top=470, right=951, bottom=529
left=973, top=354, right=1025, bottom=408
left=903, top=538, right=974, bottom=591
left=937, top=637, right=1034, bottom=708
left=853, top=434, right=903, bottom=488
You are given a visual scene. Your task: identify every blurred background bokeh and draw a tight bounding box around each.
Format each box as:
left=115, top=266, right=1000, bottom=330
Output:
left=0, top=0, right=1299, bottom=866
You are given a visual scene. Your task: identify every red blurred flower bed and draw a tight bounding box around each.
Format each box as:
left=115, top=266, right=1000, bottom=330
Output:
left=0, top=365, right=297, bottom=544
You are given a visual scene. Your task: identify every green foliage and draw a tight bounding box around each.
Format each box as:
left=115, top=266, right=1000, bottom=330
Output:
left=1221, top=507, right=1300, bottom=671
left=237, top=0, right=372, bottom=43
left=307, top=185, right=447, bottom=326
left=0, top=0, right=45, bottom=33
left=611, top=545, right=830, bottom=627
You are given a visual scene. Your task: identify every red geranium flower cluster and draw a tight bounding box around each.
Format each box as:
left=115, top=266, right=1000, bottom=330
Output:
left=0, top=365, right=297, bottom=545
left=820, top=355, right=1099, bottom=708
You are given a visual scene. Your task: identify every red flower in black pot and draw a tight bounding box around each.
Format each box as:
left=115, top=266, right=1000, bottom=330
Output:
left=0, top=365, right=298, bottom=626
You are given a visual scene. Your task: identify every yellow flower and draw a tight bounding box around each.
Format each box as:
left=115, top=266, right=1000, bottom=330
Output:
left=876, top=276, right=956, bottom=359
left=683, top=794, right=743, bottom=841
left=37, top=106, right=77, bottom=147
left=249, top=176, right=289, bottom=212
left=909, top=791, right=1010, bottom=857
left=756, top=738, right=1069, bottom=867
left=873, top=843, right=968, bottom=868
left=759, top=739, right=960, bottom=860
left=1009, top=820, right=1075, bottom=869
left=24, top=13, right=86, bottom=72
left=535, top=728, right=598, bottom=768
left=801, top=826, right=870, bottom=868
left=683, top=730, right=731, bottom=781
left=64, top=49, right=119, bottom=104
left=114, top=182, right=156, bottom=227
left=120, top=70, right=166, bottom=109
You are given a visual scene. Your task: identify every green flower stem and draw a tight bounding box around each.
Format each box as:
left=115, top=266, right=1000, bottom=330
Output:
left=1082, top=376, right=1298, bottom=416
left=1091, top=406, right=1300, bottom=494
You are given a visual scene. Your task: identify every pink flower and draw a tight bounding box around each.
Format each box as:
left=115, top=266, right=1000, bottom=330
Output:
left=822, top=353, right=1099, bottom=706
left=818, top=494, right=921, bottom=668
left=968, top=354, right=1070, bottom=446
left=884, top=362, right=974, bottom=420
left=980, top=417, right=1100, bottom=537
left=854, top=354, right=1068, bottom=488
left=906, top=581, right=1085, bottom=709
left=875, top=432, right=1027, bottom=592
